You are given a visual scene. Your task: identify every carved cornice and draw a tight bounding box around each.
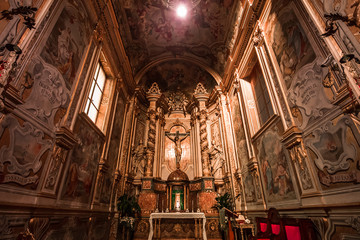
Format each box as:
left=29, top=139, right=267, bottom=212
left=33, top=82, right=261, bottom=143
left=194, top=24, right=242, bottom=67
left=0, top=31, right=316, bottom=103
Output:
left=55, top=126, right=77, bottom=150
left=281, top=126, right=303, bottom=149
left=134, top=87, right=149, bottom=107
left=156, top=94, right=169, bottom=114
left=114, top=170, right=122, bottom=182
left=98, top=158, right=109, bottom=173
left=207, top=87, right=220, bottom=107
left=252, top=24, right=265, bottom=47
left=221, top=0, right=267, bottom=92
left=234, top=170, right=242, bottom=181
left=247, top=157, right=259, bottom=172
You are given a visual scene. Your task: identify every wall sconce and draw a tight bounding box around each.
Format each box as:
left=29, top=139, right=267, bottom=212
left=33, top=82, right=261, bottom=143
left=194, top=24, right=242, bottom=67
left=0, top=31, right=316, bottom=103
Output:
left=321, top=54, right=360, bottom=114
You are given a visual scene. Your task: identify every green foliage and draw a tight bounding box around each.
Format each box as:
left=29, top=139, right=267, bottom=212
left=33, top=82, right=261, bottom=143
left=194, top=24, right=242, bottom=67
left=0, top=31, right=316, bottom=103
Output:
left=117, top=194, right=141, bottom=217
left=213, top=192, right=233, bottom=211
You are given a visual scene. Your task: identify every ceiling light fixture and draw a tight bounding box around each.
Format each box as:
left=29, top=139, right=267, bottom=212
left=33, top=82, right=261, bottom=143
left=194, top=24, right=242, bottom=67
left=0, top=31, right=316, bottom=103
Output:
left=176, top=4, right=187, bottom=18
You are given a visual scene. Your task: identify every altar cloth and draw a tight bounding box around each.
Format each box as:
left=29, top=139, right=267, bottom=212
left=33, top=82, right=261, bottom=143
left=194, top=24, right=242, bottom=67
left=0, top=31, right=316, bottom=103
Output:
left=148, top=212, right=207, bottom=240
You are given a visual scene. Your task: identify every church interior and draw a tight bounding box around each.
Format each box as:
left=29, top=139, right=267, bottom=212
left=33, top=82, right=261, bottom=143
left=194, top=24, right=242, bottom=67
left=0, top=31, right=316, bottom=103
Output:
left=1, top=0, right=360, bottom=239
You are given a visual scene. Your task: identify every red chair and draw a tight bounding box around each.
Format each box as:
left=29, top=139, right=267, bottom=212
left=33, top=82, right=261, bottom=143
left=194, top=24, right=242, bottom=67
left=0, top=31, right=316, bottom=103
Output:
left=251, top=208, right=316, bottom=240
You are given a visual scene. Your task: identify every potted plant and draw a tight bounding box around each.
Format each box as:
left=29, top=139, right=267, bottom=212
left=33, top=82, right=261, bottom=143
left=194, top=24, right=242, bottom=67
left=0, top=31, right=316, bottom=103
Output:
left=214, top=192, right=233, bottom=211
left=213, top=192, right=235, bottom=240
left=117, top=194, right=141, bottom=240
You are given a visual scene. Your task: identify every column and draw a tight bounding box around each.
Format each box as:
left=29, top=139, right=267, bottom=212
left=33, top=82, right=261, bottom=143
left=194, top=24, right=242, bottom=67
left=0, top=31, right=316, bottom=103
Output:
left=193, top=83, right=211, bottom=177
left=116, top=95, right=137, bottom=195
left=190, top=104, right=202, bottom=177
left=145, top=82, right=161, bottom=177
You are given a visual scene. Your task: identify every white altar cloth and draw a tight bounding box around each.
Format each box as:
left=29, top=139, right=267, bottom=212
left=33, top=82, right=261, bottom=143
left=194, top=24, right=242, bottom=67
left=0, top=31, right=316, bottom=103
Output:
left=148, top=212, right=207, bottom=240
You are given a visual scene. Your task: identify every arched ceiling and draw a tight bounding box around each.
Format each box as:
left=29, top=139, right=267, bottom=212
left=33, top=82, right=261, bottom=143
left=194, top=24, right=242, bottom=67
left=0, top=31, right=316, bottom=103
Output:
left=112, top=0, right=242, bottom=78
left=140, top=60, right=217, bottom=97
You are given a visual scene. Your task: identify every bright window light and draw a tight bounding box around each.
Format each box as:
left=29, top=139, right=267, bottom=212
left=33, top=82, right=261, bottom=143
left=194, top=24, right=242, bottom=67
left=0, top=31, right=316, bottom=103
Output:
left=85, top=62, right=106, bottom=123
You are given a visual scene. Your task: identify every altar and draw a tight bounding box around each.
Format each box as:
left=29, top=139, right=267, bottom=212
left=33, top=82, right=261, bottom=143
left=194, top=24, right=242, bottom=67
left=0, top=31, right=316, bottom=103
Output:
left=148, top=212, right=207, bottom=240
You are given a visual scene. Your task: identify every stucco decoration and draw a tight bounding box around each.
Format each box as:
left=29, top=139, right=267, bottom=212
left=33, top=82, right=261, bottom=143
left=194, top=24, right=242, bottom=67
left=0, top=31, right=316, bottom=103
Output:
left=287, top=61, right=333, bottom=129
left=22, top=57, right=70, bottom=127
left=306, top=116, right=357, bottom=174
left=0, top=0, right=34, bottom=49
left=0, top=115, right=52, bottom=185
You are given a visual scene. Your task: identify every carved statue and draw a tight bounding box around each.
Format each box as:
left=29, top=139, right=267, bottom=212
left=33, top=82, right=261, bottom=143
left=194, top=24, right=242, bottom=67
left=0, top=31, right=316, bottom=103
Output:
left=208, top=140, right=224, bottom=178
left=165, top=130, right=189, bottom=168
left=132, top=140, right=146, bottom=176
left=166, top=89, right=189, bottom=116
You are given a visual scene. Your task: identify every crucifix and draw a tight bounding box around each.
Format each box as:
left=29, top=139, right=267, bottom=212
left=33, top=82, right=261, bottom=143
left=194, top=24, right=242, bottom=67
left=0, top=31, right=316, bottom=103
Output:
left=165, top=130, right=190, bottom=169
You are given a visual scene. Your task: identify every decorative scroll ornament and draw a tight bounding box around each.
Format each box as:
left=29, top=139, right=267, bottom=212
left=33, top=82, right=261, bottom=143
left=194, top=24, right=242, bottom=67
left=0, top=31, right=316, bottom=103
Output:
left=305, top=116, right=356, bottom=174
left=289, top=144, right=313, bottom=190
left=147, top=82, right=161, bottom=95
left=252, top=27, right=264, bottom=46
left=0, top=5, right=37, bottom=30
left=288, top=60, right=333, bottom=129
left=0, top=116, right=52, bottom=184
left=45, top=145, right=66, bottom=189
left=194, top=82, right=208, bottom=95
left=346, top=216, right=360, bottom=233
left=167, top=89, right=188, bottom=116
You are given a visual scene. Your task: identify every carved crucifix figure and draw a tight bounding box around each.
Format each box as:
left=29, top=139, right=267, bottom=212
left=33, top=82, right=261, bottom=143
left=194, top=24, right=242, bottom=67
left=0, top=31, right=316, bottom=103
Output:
left=165, top=130, right=189, bottom=168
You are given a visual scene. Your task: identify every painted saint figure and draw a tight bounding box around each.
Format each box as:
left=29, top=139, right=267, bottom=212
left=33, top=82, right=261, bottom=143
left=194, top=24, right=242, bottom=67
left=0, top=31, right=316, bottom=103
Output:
left=165, top=130, right=189, bottom=168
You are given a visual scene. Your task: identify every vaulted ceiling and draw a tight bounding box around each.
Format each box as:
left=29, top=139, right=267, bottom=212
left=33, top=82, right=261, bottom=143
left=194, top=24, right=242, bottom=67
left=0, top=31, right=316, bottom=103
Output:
left=112, top=0, right=242, bottom=81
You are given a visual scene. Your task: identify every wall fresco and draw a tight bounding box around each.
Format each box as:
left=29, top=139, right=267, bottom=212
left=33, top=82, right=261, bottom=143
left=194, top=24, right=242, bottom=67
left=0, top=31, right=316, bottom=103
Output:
left=61, top=117, right=104, bottom=204
left=256, top=128, right=297, bottom=203
left=229, top=91, right=249, bottom=168
left=40, top=5, right=91, bottom=90
left=100, top=95, right=126, bottom=204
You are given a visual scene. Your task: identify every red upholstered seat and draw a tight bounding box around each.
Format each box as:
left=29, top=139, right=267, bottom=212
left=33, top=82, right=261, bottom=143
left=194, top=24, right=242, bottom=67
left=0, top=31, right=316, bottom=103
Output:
left=271, top=224, right=280, bottom=235
left=285, top=225, right=301, bottom=240
left=251, top=208, right=316, bottom=240
left=260, top=222, right=267, bottom=232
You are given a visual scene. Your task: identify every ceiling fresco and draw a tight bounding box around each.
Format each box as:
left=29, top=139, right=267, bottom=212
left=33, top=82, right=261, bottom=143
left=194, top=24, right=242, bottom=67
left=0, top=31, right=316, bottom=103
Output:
left=112, top=0, right=241, bottom=77
left=141, top=60, right=217, bottom=97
